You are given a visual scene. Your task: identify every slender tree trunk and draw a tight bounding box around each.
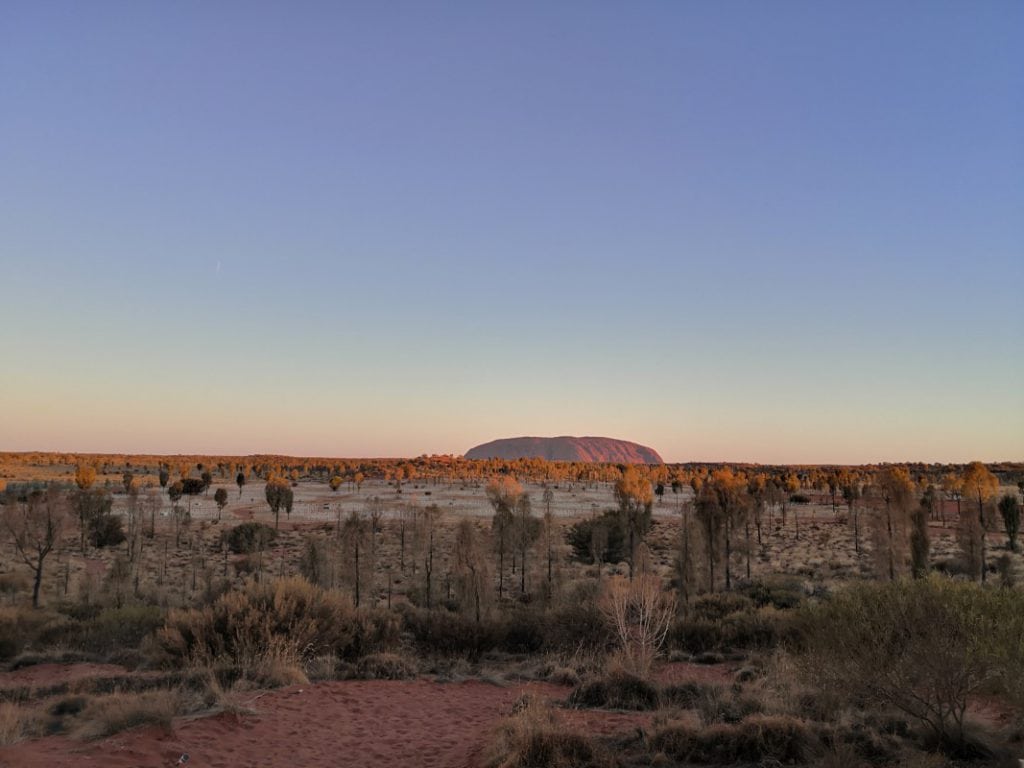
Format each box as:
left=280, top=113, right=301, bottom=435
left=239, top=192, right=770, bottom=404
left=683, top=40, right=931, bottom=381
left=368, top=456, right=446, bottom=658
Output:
left=745, top=520, right=751, bottom=580
left=354, top=541, right=361, bottom=606
left=520, top=545, right=526, bottom=594
left=725, top=516, right=732, bottom=591
left=978, top=496, right=987, bottom=584
left=31, top=563, right=43, bottom=609
left=498, top=546, right=504, bottom=598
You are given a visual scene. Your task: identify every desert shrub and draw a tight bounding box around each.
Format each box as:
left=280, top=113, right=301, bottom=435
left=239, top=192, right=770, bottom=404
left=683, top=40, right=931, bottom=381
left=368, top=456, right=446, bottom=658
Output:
left=401, top=606, right=500, bottom=658
left=49, top=696, right=88, bottom=717
left=0, top=635, right=17, bottom=662
left=87, top=514, right=126, bottom=548
left=0, top=607, right=70, bottom=659
left=566, top=510, right=627, bottom=564
left=79, top=605, right=164, bottom=655
left=224, top=522, right=278, bottom=554
left=740, top=576, right=805, bottom=609
left=695, top=686, right=764, bottom=724
left=568, top=670, right=660, bottom=711
left=156, top=577, right=357, bottom=672
left=651, top=714, right=813, bottom=764
left=542, top=584, right=613, bottom=653
left=789, top=493, right=810, bottom=504
left=661, top=681, right=709, bottom=709
left=486, top=699, right=607, bottom=768
left=689, top=592, right=754, bottom=622
left=352, top=652, right=417, bottom=680
left=74, top=690, right=179, bottom=739
left=668, top=605, right=794, bottom=654
left=498, top=610, right=546, bottom=654
left=344, top=608, right=402, bottom=659
left=797, top=576, right=1024, bottom=750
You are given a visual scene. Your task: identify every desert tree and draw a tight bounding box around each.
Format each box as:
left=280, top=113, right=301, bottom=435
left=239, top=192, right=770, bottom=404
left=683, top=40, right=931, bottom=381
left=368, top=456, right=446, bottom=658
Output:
left=589, top=518, right=608, bottom=578
left=341, top=509, right=371, bottom=606
left=299, top=535, right=333, bottom=588
left=694, top=482, right=724, bottom=591
left=124, top=484, right=145, bottom=564
left=214, top=487, right=229, bottom=520
left=868, top=467, right=914, bottom=581
left=692, top=468, right=747, bottom=591
left=710, top=468, right=749, bottom=589
left=961, top=461, right=999, bottom=583
left=167, top=481, right=189, bottom=547
left=74, top=487, right=112, bottom=553
left=841, top=476, right=862, bottom=555
left=674, top=499, right=706, bottom=603
left=541, top=491, right=557, bottom=592
left=514, top=493, right=541, bottom=595
left=486, top=475, right=522, bottom=598
left=158, top=466, right=170, bottom=492
left=264, top=476, right=291, bottom=529
left=419, top=503, right=441, bottom=608
left=2, top=488, right=68, bottom=608
left=453, top=518, right=490, bottom=623
left=75, top=464, right=97, bottom=491
left=941, top=471, right=963, bottom=527
left=614, top=465, right=653, bottom=580
left=747, top=473, right=767, bottom=546
left=329, top=475, right=343, bottom=492
left=236, top=470, right=246, bottom=497
left=910, top=493, right=931, bottom=579
left=600, top=574, right=675, bottom=678
left=998, top=493, right=1020, bottom=553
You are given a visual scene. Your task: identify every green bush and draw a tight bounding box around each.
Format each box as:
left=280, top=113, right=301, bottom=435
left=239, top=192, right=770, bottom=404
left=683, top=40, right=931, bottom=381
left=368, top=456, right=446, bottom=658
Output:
left=566, top=510, right=628, bottom=564
left=651, top=714, right=813, bottom=765
left=668, top=605, right=794, bottom=654
left=79, top=605, right=164, bottom=655
left=739, top=576, right=805, bottom=610
left=224, top=522, right=278, bottom=554
left=798, top=576, right=1024, bottom=751
left=88, top=514, right=126, bottom=548
left=401, top=607, right=499, bottom=658
left=568, top=670, right=660, bottom=711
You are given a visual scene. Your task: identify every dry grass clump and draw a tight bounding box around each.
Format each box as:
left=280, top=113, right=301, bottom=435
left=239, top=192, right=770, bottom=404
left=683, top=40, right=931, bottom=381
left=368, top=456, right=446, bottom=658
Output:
left=352, top=652, right=418, bottom=680
left=486, top=698, right=609, bottom=768
left=650, top=713, right=814, bottom=765
left=0, top=702, right=25, bottom=745
left=156, top=576, right=357, bottom=674
left=568, top=669, right=660, bottom=711
left=73, top=690, right=180, bottom=740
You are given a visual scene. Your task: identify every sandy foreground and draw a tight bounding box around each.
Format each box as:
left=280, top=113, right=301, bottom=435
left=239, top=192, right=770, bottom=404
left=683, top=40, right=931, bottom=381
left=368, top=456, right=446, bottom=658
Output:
left=0, top=661, right=710, bottom=768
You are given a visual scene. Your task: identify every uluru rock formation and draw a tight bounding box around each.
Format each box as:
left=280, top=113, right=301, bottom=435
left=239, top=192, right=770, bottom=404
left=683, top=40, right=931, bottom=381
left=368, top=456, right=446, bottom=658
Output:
left=465, top=436, right=663, bottom=464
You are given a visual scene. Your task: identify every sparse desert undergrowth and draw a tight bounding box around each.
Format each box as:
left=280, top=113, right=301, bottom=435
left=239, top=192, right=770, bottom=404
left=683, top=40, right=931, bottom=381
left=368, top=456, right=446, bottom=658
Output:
left=1, top=458, right=1023, bottom=766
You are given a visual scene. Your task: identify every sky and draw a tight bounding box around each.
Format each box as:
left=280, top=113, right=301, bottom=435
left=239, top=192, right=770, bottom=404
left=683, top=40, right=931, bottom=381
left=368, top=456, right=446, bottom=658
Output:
left=1, top=1, right=1022, bottom=464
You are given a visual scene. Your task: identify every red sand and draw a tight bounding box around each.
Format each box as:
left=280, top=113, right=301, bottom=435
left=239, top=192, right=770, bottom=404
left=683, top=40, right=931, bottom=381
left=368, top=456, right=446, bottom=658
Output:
left=0, top=679, right=572, bottom=768
left=0, top=662, right=732, bottom=768
left=0, top=663, right=131, bottom=691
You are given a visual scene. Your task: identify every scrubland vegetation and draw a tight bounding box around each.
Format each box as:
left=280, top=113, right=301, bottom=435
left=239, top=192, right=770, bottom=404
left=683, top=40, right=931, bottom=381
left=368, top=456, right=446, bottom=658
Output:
left=1, top=452, right=1023, bottom=766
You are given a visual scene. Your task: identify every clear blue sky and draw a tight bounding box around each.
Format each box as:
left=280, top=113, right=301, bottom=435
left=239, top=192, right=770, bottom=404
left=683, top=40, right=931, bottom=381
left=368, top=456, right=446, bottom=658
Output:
left=1, top=1, right=1022, bottom=463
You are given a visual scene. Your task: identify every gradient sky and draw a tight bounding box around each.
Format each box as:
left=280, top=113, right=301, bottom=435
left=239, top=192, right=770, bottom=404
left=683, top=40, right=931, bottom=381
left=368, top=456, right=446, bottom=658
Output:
left=1, top=2, right=1022, bottom=463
